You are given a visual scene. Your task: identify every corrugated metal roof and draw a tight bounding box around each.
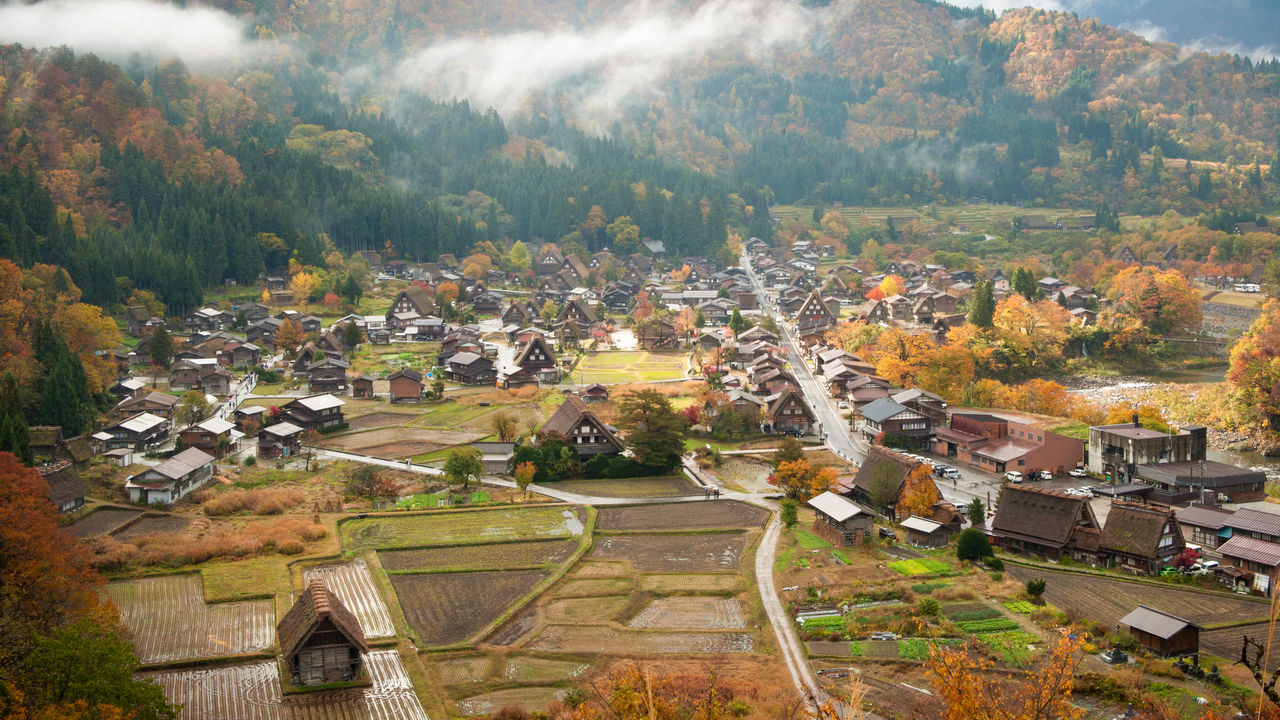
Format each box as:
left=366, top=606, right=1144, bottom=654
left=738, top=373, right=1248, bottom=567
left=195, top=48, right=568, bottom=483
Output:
left=860, top=398, right=916, bottom=424
left=195, top=417, right=236, bottom=434
left=1226, top=508, right=1280, bottom=537
left=295, top=394, right=345, bottom=412
left=1219, top=535, right=1280, bottom=567
left=1119, top=605, right=1197, bottom=639
left=807, top=491, right=863, bottom=522
left=119, top=412, right=167, bottom=433
left=901, top=516, right=943, bottom=534
left=149, top=448, right=214, bottom=480
left=262, top=422, right=304, bottom=437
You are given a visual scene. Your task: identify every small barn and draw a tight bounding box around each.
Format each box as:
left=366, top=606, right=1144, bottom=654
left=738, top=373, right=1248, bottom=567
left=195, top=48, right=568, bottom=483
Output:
left=40, top=461, right=86, bottom=513
left=387, top=368, right=424, bottom=403
left=1119, top=605, right=1200, bottom=658
left=471, top=442, right=515, bottom=475
left=352, top=375, right=375, bottom=399
left=808, top=491, right=874, bottom=546
left=901, top=515, right=950, bottom=548
left=278, top=579, right=368, bottom=687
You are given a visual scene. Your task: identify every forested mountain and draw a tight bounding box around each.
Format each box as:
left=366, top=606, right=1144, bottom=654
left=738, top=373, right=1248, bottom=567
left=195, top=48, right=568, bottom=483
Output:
left=0, top=0, right=1279, bottom=313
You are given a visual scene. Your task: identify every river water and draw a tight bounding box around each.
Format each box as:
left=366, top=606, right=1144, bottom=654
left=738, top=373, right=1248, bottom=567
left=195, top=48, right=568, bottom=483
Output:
left=1067, top=363, right=1280, bottom=474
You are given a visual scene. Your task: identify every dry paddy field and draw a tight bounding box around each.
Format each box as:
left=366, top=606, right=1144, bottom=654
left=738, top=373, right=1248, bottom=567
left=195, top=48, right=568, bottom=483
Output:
left=590, top=533, right=749, bottom=572
left=628, top=597, right=746, bottom=629
left=456, top=687, right=568, bottom=717
left=143, top=650, right=428, bottom=720
left=108, top=574, right=275, bottom=664
left=303, top=560, right=395, bottom=638
left=1006, top=566, right=1268, bottom=628
left=341, top=506, right=582, bottom=551
left=526, top=625, right=754, bottom=654
left=379, top=539, right=577, bottom=572
left=596, top=501, right=769, bottom=531
left=392, top=570, right=550, bottom=646
left=70, top=507, right=142, bottom=537
left=549, top=476, right=701, bottom=499
left=115, top=514, right=192, bottom=541
left=323, top=427, right=485, bottom=459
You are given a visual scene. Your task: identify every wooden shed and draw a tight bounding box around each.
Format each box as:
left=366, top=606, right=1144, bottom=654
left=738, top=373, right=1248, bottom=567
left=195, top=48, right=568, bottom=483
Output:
left=901, top=515, right=950, bottom=548
left=278, top=579, right=368, bottom=687
left=1119, top=605, right=1200, bottom=658
left=352, top=375, right=375, bottom=399
left=387, top=367, right=424, bottom=403
left=808, top=491, right=874, bottom=546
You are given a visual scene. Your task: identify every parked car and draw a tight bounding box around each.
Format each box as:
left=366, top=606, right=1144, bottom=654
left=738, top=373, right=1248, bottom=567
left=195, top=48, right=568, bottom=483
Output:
left=1067, top=468, right=1088, bottom=478
left=1191, top=560, right=1220, bottom=576
left=837, top=400, right=848, bottom=409
left=942, top=468, right=962, bottom=480
left=1005, top=471, right=1023, bottom=483
left=1100, top=649, right=1128, bottom=665
left=878, top=527, right=896, bottom=540
left=869, top=631, right=899, bottom=641
left=1037, top=470, right=1053, bottom=481
left=933, top=464, right=952, bottom=477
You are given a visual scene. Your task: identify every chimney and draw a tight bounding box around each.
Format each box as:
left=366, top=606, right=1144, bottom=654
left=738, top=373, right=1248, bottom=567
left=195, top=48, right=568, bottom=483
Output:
left=1133, top=413, right=1140, bottom=428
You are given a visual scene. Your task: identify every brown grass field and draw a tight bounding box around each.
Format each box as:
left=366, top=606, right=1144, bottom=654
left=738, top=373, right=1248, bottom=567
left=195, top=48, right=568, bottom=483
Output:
left=590, top=533, right=750, bottom=572
left=391, top=570, right=549, bottom=646
left=627, top=597, right=747, bottom=629
left=596, top=501, right=769, bottom=532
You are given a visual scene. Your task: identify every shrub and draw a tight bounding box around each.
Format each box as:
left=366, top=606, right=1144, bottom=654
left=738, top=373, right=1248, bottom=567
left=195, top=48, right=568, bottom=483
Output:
left=989, top=571, right=1003, bottom=582
left=956, top=528, right=993, bottom=561
left=244, top=455, right=256, bottom=466
left=916, top=597, right=940, bottom=616
left=277, top=539, right=305, bottom=555
left=1025, top=578, right=1047, bottom=601
left=983, top=556, right=1004, bottom=570
left=780, top=498, right=798, bottom=527
left=299, top=524, right=327, bottom=541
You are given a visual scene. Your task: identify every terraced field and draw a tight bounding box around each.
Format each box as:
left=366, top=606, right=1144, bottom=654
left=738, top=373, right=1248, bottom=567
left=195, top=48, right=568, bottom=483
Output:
left=341, top=506, right=582, bottom=550
left=391, top=570, right=550, bottom=646
left=303, top=560, right=395, bottom=638
left=143, top=650, right=428, bottom=720
left=379, top=539, right=577, bottom=572
left=108, top=575, right=275, bottom=664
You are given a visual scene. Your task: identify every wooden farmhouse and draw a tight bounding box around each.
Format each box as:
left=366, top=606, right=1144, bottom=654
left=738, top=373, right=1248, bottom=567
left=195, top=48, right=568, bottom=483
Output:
left=539, top=396, right=624, bottom=458
left=278, top=579, right=368, bottom=687
left=901, top=515, right=952, bottom=548
left=259, top=422, right=304, bottom=459
left=1119, top=605, right=1200, bottom=658
left=808, top=491, right=874, bottom=546
left=124, top=448, right=215, bottom=506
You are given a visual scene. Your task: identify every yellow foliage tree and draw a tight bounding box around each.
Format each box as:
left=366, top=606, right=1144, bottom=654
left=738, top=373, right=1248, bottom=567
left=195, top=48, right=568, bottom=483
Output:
left=878, top=274, right=906, bottom=297
left=289, top=272, right=318, bottom=304
left=926, top=634, right=1087, bottom=720
left=769, top=459, right=836, bottom=500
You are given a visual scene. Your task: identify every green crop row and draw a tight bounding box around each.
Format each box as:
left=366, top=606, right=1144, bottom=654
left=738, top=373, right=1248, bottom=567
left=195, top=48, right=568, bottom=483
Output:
left=957, top=618, right=1021, bottom=634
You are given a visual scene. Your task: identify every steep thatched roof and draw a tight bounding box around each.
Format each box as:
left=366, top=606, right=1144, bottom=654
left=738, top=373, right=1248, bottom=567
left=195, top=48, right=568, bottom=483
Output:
left=277, top=579, right=368, bottom=659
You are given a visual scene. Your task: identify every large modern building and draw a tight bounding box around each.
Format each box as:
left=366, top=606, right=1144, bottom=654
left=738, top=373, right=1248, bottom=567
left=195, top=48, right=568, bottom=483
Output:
left=1087, top=417, right=1207, bottom=482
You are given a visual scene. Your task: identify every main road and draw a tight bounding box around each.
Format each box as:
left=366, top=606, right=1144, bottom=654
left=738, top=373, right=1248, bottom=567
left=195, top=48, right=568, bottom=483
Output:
left=740, top=254, right=866, bottom=466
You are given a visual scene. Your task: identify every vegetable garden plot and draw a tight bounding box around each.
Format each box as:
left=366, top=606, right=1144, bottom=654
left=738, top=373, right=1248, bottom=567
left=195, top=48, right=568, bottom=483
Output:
left=596, top=501, right=769, bottom=531
left=115, top=515, right=192, bottom=541
left=143, top=650, right=428, bottom=720
left=304, top=559, right=395, bottom=638
left=628, top=597, right=747, bottom=629
left=108, top=575, right=274, bottom=664
left=590, top=533, right=749, bottom=572
left=391, top=570, right=549, bottom=646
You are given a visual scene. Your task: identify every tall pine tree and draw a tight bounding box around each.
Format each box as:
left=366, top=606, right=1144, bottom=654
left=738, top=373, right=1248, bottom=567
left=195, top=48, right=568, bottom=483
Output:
left=968, top=281, right=995, bottom=327
left=0, top=373, right=32, bottom=466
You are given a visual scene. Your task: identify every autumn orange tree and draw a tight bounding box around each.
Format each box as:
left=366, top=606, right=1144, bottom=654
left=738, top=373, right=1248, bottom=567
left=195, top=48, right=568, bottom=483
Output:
left=897, top=463, right=941, bottom=518
left=926, top=634, right=1086, bottom=720
left=769, top=459, right=837, bottom=500
left=0, top=452, right=175, bottom=720
left=1105, top=266, right=1202, bottom=337
left=274, top=318, right=305, bottom=354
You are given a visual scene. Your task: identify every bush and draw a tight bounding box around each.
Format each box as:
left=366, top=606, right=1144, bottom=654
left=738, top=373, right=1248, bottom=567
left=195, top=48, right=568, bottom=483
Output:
left=780, top=498, right=798, bottom=527
left=983, top=556, right=1004, bottom=570
left=277, top=539, right=305, bottom=555
left=989, top=571, right=1003, bottom=582
left=1025, top=578, right=1047, bottom=601
left=956, top=528, right=993, bottom=561
left=244, top=455, right=256, bottom=466
left=916, top=597, right=940, bottom=616
left=299, top=524, right=327, bottom=541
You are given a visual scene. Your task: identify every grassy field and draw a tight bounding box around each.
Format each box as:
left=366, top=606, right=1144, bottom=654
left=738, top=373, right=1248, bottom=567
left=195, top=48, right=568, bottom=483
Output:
left=349, top=342, right=441, bottom=377
left=573, top=351, right=688, bottom=384
left=340, top=506, right=583, bottom=551
left=773, top=202, right=1097, bottom=234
